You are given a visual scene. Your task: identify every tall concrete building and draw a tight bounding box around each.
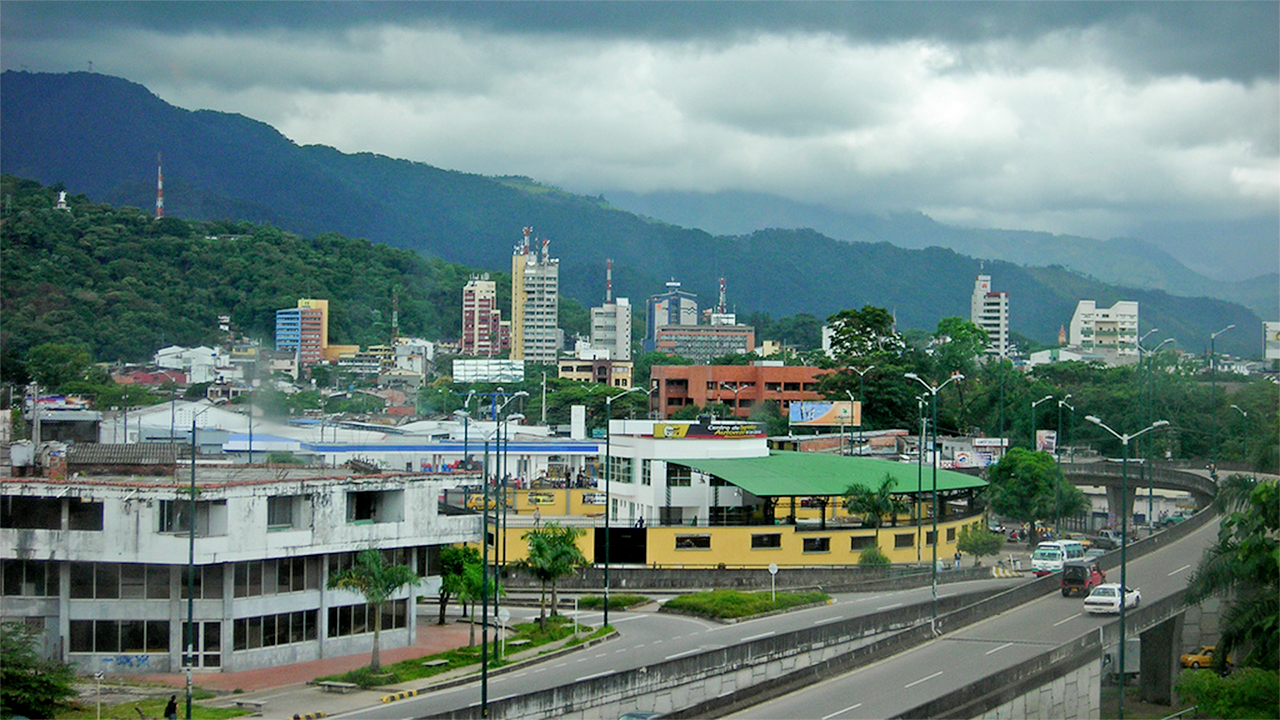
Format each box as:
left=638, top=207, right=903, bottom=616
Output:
left=275, top=301, right=326, bottom=366
left=591, top=299, right=632, bottom=361
left=645, top=281, right=699, bottom=351
left=1070, top=300, right=1139, bottom=363
left=511, top=228, right=560, bottom=364
left=461, top=274, right=509, bottom=357
left=970, top=275, right=1010, bottom=359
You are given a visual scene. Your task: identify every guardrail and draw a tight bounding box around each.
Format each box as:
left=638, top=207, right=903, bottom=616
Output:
left=1062, top=462, right=1217, bottom=504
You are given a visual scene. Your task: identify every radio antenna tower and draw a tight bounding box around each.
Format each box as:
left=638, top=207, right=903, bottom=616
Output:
left=154, top=153, right=164, bottom=219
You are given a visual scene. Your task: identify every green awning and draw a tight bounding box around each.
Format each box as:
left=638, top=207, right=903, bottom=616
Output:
left=669, top=450, right=986, bottom=498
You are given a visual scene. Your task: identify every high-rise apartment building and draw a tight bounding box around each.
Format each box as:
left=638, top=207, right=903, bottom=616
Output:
left=461, top=274, right=509, bottom=356
left=511, top=228, right=560, bottom=363
left=275, top=302, right=326, bottom=366
left=645, top=281, right=698, bottom=351
left=1070, top=300, right=1139, bottom=362
left=591, top=298, right=632, bottom=361
left=970, top=275, right=1010, bottom=359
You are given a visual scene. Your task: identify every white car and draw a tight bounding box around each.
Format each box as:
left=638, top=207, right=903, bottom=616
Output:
left=1083, top=583, right=1141, bottom=614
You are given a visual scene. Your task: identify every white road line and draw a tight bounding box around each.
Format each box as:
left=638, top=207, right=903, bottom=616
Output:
left=665, top=648, right=701, bottom=660
left=905, top=670, right=944, bottom=688
left=985, top=642, right=1014, bottom=655
left=615, top=648, right=628, bottom=653
left=822, top=702, right=863, bottom=719
left=532, top=667, right=546, bottom=673
left=509, top=671, right=526, bottom=678
left=1168, top=564, right=1192, bottom=576
left=1053, top=613, right=1081, bottom=627
left=876, top=602, right=904, bottom=610
left=652, top=639, right=664, bottom=644
left=814, top=617, right=841, bottom=626
left=742, top=631, right=776, bottom=642
left=553, top=662, right=567, bottom=668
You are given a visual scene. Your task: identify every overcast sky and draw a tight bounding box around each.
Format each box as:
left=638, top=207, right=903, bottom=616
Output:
left=3, top=2, right=1277, bottom=280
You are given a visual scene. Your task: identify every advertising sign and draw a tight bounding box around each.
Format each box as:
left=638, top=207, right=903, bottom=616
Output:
left=973, top=437, right=1009, bottom=448
left=581, top=492, right=606, bottom=505
left=528, top=492, right=556, bottom=505
left=788, top=400, right=860, bottom=427
left=1036, top=430, right=1058, bottom=454
left=653, top=421, right=765, bottom=439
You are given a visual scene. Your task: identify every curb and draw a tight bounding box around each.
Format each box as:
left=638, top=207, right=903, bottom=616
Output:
left=991, top=567, right=1024, bottom=578
left=292, top=713, right=327, bottom=720
left=409, top=628, right=621, bottom=695
left=381, top=688, right=419, bottom=703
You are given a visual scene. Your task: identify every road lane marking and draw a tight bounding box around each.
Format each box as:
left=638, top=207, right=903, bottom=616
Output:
left=553, top=662, right=566, bottom=668
left=652, top=639, right=663, bottom=644
left=985, top=642, right=1014, bottom=655
left=509, top=671, right=526, bottom=678
left=822, top=702, right=863, bottom=719
left=905, top=670, right=943, bottom=688
left=1053, top=613, right=1081, bottom=627
left=876, top=602, right=904, bottom=610
left=1168, top=564, right=1192, bottom=576
left=665, top=648, right=701, bottom=660
left=742, top=631, right=776, bottom=642
left=814, top=617, right=841, bottom=626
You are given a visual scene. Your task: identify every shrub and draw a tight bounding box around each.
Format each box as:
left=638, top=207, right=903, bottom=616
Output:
left=859, top=546, right=890, bottom=565
left=1175, top=667, right=1279, bottom=719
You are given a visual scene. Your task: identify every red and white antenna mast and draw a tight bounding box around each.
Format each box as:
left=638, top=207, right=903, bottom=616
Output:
left=154, top=153, right=164, bottom=219
left=718, top=277, right=727, bottom=314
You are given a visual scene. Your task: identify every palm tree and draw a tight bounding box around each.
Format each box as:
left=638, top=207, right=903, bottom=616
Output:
left=843, top=473, right=908, bottom=548
left=327, top=549, right=420, bottom=672
left=516, top=522, right=587, bottom=625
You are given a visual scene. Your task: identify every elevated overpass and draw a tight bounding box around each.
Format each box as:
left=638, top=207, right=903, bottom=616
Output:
left=1061, top=460, right=1216, bottom=523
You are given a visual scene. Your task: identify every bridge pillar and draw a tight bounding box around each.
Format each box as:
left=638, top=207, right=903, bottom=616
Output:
left=1104, top=484, right=1137, bottom=527
left=1139, top=612, right=1184, bottom=705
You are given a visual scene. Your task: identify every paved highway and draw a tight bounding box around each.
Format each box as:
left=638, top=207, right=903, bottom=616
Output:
left=728, top=519, right=1218, bottom=719
left=330, top=576, right=1025, bottom=719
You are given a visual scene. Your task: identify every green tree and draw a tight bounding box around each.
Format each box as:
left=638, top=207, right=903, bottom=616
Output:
left=437, top=545, right=481, bottom=626
left=932, top=317, right=988, bottom=379
left=843, top=473, right=908, bottom=547
left=1184, top=478, right=1279, bottom=670
left=986, top=448, right=1088, bottom=546
left=1, top=621, right=78, bottom=719
left=516, top=522, right=587, bottom=625
left=326, top=549, right=420, bottom=671
left=1175, top=666, right=1279, bottom=720
left=24, top=342, right=92, bottom=391
left=957, top=523, right=1004, bottom=564
left=825, top=306, right=904, bottom=363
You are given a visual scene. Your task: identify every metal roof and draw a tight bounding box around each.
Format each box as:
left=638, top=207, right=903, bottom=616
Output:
left=669, top=450, right=986, bottom=498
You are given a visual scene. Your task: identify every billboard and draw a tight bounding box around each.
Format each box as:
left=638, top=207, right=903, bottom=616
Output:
left=452, top=359, right=525, bottom=383
left=653, top=421, right=765, bottom=439
left=788, top=400, right=860, bottom=427
left=1036, top=429, right=1058, bottom=454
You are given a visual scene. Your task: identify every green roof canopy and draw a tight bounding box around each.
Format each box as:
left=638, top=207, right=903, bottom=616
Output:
left=669, top=450, right=986, bottom=498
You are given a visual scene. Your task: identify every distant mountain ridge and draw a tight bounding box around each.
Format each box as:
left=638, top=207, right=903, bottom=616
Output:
left=0, top=70, right=1264, bottom=357
left=603, top=190, right=1278, bottom=320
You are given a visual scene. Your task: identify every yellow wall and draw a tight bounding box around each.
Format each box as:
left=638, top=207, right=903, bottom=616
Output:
left=480, top=514, right=985, bottom=568
left=512, top=487, right=607, bottom=516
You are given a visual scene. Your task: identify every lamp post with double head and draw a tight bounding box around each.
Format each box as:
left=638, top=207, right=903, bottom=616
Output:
left=477, top=426, right=499, bottom=717
left=1085, top=415, right=1169, bottom=720
left=492, top=392, right=527, bottom=626
left=852, top=365, right=875, bottom=455
left=1030, top=395, right=1054, bottom=450
left=719, top=381, right=746, bottom=418
left=1138, top=337, right=1174, bottom=524
left=904, top=372, right=963, bottom=630
left=1209, top=324, right=1235, bottom=477
left=459, top=389, right=476, bottom=471
left=603, top=385, right=647, bottom=626
left=1055, top=396, right=1073, bottom=533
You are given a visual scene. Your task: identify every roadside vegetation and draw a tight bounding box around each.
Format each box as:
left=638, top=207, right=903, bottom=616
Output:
left=53, top=690, right=244, bottom=720
left=662, top=589, right=830, bottom=620
left=576, top=594, right=651, bottom=610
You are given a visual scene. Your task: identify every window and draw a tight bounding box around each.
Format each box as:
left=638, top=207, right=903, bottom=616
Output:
left=2, top=559, right=54, bottom=596
left=608, top=456, right=634, bottom=484
left=68, top=620, right=169, bottom=654
left=69, top=499, right=104, bottom=530
left=0, top=496, right=62, bottom=529
left=751, top=533, right=781, bottom=549
left=327, top=601, right=407, bottom=638
left=803, top=537, right=830, bottom=553
left=895, top=534, right=915, bottom=549
left=158, top=499, right=227, bottom=536
left=850, top=536, right=875, bottom=551
left=180, top=565, right=224, bottom=600
left=668, top=465, right=692, bottom=487
left=926, top=531, right=937, bottom=544
left=347, top=490, right=404, bottom=523
left=268, top=496, right=297, bottom=529
left=234, top=611, right=315, bottom=651
left=641, top=460, right=652, bottom=486
left=675, top=534, right=711, bottom=550
left=947, top=527, right=956, bottom=542
left=68, top=562, right=170, bottom=599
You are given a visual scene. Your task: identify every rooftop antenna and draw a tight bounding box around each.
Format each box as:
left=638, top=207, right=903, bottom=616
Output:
left=717, top=278, right=727, bottom=314
left=155, top=153, right=164, bottom=219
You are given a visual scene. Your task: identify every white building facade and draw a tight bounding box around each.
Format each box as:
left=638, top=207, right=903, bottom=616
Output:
left=591, top=297, right=632, bottom=362
left=1069, top=300, right=1139, bottom=364
left=511, top=231, right=560, bottom=364
left=970, top=275, right=1010, bottom=359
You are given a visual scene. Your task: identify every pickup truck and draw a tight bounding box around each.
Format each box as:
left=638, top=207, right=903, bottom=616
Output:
left=1089, top=529, right=1123, bottom=550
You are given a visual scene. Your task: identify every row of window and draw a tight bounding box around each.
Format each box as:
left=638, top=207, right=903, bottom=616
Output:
left=233, top=610, right=318, bottom=650
left=1, top=497, right=104, bottom=531
left=673, top=528, right=959, bottom=553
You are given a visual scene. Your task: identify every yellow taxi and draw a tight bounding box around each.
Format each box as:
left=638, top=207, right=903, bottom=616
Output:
left=1180, top=646, right=1227, bottom=669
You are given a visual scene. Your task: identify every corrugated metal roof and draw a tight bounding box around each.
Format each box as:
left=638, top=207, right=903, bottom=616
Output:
left=67, top=443, right=178, bottom=466
left=670, top=450, right=985, bottom=498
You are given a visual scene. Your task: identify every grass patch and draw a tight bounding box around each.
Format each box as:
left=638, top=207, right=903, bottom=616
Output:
left=56, top=692, right=244, bottom=719
left=316, top=616, right=586, bottom=687
left=575, top=594, right=650, bottom=610
left=563, top=624, right=614, bottom=648
left=663, top=589, right=830, bottom=619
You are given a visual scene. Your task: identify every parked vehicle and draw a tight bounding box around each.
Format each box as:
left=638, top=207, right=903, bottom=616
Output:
left=1090, top=528, right=1126, bottom=549
left=1083, top=583, right=1141, bottom=614
left=1180, top=646, right=1230, bottom=669
left=1031, top=540, right=1086, bottom=576
left=1060, top=561, right=1106, bottom=597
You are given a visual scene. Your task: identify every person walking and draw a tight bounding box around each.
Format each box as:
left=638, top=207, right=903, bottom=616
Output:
left=164, top=695, right=178, bottom=720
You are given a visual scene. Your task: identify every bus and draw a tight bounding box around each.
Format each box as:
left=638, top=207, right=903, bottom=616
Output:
left=1031, top=540, right=1085, bottom=576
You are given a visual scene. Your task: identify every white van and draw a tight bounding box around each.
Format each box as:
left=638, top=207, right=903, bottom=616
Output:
left=1031, top=540, right=1085, bottom=576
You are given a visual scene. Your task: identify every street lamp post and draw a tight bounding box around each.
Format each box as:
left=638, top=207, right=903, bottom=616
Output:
left=478, top=426, right=498, bottom=717
left=1231, top=404, right=1250, bottom=478
left=491, top=391, right=527, bottom=628
left=1139, top=338, right=1174, bottom=526
left=904, top=372, right=963, bottom=630
left=720, top=381, right=746, bottom=418
left=603, top=385, right=647, bottom=627
left=852, top=365, right=875, bottom=456
left=1030, top=395, right=1054, bottom=450
left=1056, top=396, right=1073, bottom=533
left=916, top=394, right=927, bottom=564
left=1085, top=415, right=1169, bottom=720
left=1209, top=324, right=1235, bottom=477
left=844, top=390, right=857, bottom=456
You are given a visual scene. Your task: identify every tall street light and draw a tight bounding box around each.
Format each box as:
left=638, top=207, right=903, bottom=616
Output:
left=1231, top=404, right=1250, bottom=478
left=904, top=371, right=963, bottom=631
left=915, top=394, right=928, bottom=564
left=477, top=426, right=499, bottom=717
left=1056, top=396, right=1073, bottom=533
left=720, top=381, right=746, bottom=418
left=1209, top=324, right=1235, bottom=477
left=603, top=385, right=647, bottom=627
left=1085, top=415, right=1169, bottom=720
left=845, top=390, right=857, bottom=456
left=1139, top=338, right=1174, bottom=526
left=458, top=389, right=476, bottom=471
left=492, top=392, right=527, bottom=628
left=1030, top=395, right=1054, bottom=450
left=852, top=365, right=875, bottom=455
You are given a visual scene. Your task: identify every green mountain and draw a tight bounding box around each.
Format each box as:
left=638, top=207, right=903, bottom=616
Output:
left=0, top=71, right=1264, bottom=358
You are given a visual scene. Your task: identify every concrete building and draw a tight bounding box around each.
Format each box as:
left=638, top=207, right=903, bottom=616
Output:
left=511, top=230, right=560, bottom=364
left=651, top=362, right=823, bottom=419
left=461, top=274, right=509, bottom=357
left=970, top=275, right=1010, bottom=359
left=591, top=297, right=632, bottom=362
left=0, top=468, right=476, bottom=674
left=1069, top=300, right=1139, bottom=364
left=274, top=306, right=325, bottom=366
left=558, top=347, right=634, bottom=389
left=1264, top=321, right=1280, bottom=364
left=645, top=281, right=699, bottom=352
left=654, top=324, right=756, bottom=364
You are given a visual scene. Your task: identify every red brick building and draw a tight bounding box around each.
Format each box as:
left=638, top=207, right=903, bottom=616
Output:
left=651, top=363, right=826, bottom=419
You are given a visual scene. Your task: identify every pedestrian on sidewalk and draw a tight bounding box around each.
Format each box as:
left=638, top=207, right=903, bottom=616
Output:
left=164, top=695, right=178, bottom=720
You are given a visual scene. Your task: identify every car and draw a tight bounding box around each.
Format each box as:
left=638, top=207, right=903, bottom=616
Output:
left=1084, top=548, right=1108, bottom=561
left=1180, top=646, right=1229, bottom=670
left=1060, top=561, right=1106, bottom=597
left=1083, top=583, right=1140, bottom=614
